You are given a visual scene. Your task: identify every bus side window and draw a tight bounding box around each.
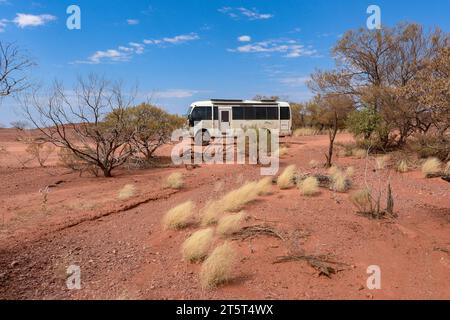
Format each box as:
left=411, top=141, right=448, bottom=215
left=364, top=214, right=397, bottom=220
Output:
left=192, top=107, right=212, bottom=121
left=213, top=107, right=219, bottom=120
left=280, top=107, right=291, bottom=120
left=267, top=107, right=279, bottom=120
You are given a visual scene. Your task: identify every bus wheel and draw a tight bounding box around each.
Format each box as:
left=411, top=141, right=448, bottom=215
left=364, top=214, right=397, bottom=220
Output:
left=194, top=130, right=211, bottom=146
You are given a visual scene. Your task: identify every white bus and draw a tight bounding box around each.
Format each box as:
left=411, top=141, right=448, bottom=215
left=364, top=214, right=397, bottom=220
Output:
left=187, top=99, right=292, bottom=145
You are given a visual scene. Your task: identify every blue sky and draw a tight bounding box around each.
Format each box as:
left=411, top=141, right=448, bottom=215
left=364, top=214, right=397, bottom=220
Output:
left=1, top=0, right=449, bottom=125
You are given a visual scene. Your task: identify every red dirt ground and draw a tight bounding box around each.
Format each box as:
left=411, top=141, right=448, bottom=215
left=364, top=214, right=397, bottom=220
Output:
left=0, top=128, right=449, bottom=300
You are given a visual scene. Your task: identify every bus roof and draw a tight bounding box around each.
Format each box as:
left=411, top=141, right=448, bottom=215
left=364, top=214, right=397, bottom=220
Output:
left=191, top=100, right=290, bottom=107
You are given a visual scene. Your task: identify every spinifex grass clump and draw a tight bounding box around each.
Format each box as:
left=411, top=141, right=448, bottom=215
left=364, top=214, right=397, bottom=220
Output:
left=200, top=242, right=236, bottom=289
left=421, top=157, right=442, bottom=177
left=162, top=201, right=195, bottom=230
left=216, top=212, right=246, bottom=236
left=181, top=228, right=214, bottom=263
left=277, top=165, right=296, bottom=189
left=298, top=176, right=319, bottom=196
left=165, top=172, right=184, bottom=189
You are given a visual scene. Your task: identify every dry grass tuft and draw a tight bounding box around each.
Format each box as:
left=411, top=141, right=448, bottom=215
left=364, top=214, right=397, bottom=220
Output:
left=255, top=177, right=273, bottom=196
left=201, top=181, right=259, bottom=226
left=201, top=201, right=221, bottom=226
left=162, top=201, right=195, bottom=230
left=445, top=161, right=450, bottom=175
left=165, top=172, right=184, bottom=189
left=350, top=189, right=372, bottom=213
left=352, top=148, right=367, bottom=159
left=200, top=242, right=236, bottom=289
left=309, top=160, right=320, bottom=169
left=181, top=228, right=214, bottom=263
left=330, top=169, right=349, bottom=193
left=276, top=146, right=289, bottom=157
left=118, top=184, right=136, bottom=200
left=328, top=165, right=340, bottom=176
left=298, top=176, right=319, bottom=196
left=375, top=155, right=390, bottom=170
left=421, top=157, right=442, bottom=177
left=220, top=181, right=259, bottom=212
left=293, top=128, right=319, bottom=137
left=345, top=166, right=355, bottom=177
left=216, top=212, right=246, bottom=236
left=277, top=165, right=296, bottom=189
left=396, top=160, right=409, bottom=173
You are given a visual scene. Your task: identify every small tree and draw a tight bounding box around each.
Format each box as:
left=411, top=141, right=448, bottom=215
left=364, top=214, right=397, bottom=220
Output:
left=10, top=120, right=31, bottom=131
left=346, top=106, right=382, bottom=141
left=22, top=75, right=136, bottom=177
left=25, top=141, right=55, bottom=167
left=309, top=94, right=353, bottom=167
left=107, top=103, right=185, bottom=161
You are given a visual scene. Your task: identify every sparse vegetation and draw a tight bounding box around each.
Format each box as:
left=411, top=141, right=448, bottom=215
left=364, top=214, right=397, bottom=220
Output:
left=165, top=172, right=184, bottom=189
left=445, top=162, right=450, bottom=175
left=276, top=146, right=289, bottom=157
left=25, top=141, right=55, bottom=167
left=345, top=166, right=355, bottom=177
left=255, top=177, right=273, bottom=196
left=219, top=181, right=259, bottom=212
left=350, top=184, right=396, bottom=219
left=421, top=157, right=442, bottom=177
left=200, top=242, right=236, bottom=289
left=277, top=165, right=296, bottom=189
left=375, top=155, right=390, bottom=170
left=181, top=228, right=214, bottom=263
left=298, top=176, right=319, bottom=196
left=330, top=169, right=349, bottom=193
left=118, top=184, right=136, bottom=200
left=201, top=201, right=221, bottom=227
left=396, top=160, right=409, bottom=173
left=216, top=212, right=246, bottom=236
left=352, top=149, right=367, bottom=159
left=309, top=160, right=320, bottom=169
left=22, top=75, right=137, bottom=177
left=162, top=201, right=195, bottom=230
left=293, top=128, right=319, bottom=137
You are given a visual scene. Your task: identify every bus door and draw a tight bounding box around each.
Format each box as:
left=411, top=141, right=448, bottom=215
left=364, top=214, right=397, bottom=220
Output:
left=219, top=107, right=231, bottom=134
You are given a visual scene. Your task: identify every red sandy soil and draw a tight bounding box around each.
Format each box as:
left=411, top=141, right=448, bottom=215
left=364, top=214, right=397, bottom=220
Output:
left=0, top=128, right=449, bottom=300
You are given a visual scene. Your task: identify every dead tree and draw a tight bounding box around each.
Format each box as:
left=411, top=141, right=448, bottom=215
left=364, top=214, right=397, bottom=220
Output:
left=0, top=42, right=34, bottom=98
left=22, top=75, right=136, bottom=177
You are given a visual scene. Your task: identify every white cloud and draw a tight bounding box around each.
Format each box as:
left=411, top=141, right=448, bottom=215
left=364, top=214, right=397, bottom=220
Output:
left=0, top=19, right=7, bottom=32
left=279, top=77, right=310, bottom=87
left=127, top=19, right=140, bottom=25
left=144, top=33, right=199, bottom=45
left=129, top=42, right=145, bottom=54
left=13, top=13, right=56, bottom=28
left=219, top=7, right=273, bottom=20
left=162, top=33, right=200, bottom=44
left=89, top=49, right=130, bottom=64
left=75, top=33, right=199, bottom=64
left=154, top=89, right=199, bottom=99
left=238, top=35, right=251, bottom=42
left=229, top=39, right=317, bottom=58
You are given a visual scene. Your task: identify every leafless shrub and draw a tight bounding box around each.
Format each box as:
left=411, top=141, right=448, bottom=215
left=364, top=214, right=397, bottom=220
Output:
left=21, top=75, right=137, bottom=177
left=25, top=141, right=55, bottom=167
